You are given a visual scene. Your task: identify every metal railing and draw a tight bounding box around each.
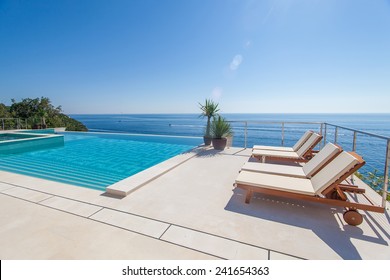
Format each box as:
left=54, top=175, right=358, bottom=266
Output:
left=228, top=120, right=389, bottom=208
left=228, top=121, right=323, bottom=149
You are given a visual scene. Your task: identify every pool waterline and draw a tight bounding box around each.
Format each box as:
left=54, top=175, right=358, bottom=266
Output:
left=0, top=131, right=202, bottom=191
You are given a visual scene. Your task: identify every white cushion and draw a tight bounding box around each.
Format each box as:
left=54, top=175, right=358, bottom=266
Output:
left=236, top=171, right=315, bottom=196
left=252, top=149, right=300, bottom=159
left=296, top=133, right=321, bottom=157
left=292, top=130, right=314, bottom=151
left=252, top=145, right=294, bottom=152
left=241, top=162, right=306, bottom=178
left=311, top=152, right=359, bottom=194
left=302, top=143, right=341, bottom=178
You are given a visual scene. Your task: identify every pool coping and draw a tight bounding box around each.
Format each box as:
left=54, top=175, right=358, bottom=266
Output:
left=105, top=146, right=206, bottom=197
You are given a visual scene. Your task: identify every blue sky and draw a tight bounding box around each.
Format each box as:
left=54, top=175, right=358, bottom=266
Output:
left=1, top=0, right=390, bottom=114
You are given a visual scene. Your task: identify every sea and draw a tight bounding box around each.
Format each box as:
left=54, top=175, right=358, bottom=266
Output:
left=71, top=113, right=390, bottom=184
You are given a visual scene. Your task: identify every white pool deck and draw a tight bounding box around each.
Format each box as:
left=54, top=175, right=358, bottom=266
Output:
left=0, top=147, right=389, bottom=260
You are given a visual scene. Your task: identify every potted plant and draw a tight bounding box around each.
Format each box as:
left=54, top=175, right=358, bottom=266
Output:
left=210, top=116, right=233, bottom=150
left=198, top=99, right=220, bottom=145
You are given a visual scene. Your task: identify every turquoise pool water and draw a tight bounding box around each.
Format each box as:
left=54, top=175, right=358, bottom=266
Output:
left=0, top=132, right=202, bottom=191
left=0, top=133, right=42, bottom=141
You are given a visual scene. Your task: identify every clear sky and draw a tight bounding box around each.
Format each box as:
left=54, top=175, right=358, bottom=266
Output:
left=1, top=0, right=389, bottom=114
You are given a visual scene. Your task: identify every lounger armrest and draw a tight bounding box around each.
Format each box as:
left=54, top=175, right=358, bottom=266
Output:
left=338, top=185, right=366, bottom=194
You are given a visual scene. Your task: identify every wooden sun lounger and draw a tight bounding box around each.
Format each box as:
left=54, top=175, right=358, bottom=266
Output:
left=253, top=130, right=313, bottom=152
left=252, top=133, right=323, bottom=163
left=243, top=143, right=342, bottom=178
left=235, top=151, right=385, bottom=226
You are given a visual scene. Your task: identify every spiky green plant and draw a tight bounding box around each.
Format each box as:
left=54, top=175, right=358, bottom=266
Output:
left=210, top=116, right=233, bottom=139
left=198, top=99, right=220, bottom=137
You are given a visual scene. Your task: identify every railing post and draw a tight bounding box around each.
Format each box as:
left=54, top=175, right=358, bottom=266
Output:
left=320, top=123, right=324, bottom=148
left=244, top=121, right=247, bottom=149
left=281, top=122, right=285, bottom=146
left=334, top=127, right=338, bottom=144
left=352, top=131, right=357, bottom=152
left=382, top=140, right=390, bottom=208
left=324, top=123, right=327, bottom=144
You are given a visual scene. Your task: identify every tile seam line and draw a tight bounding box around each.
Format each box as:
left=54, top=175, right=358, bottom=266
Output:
left=0, top=184, right=17, bottom=192
left=36, top=195, right=56, bottom=204
left=0, top=193, right=221, bottom=260
left=0, top=191, right=53, bottom=205
left=87, top=207, right=105, bottom=218
left=0, top=192, right=101, bottom=220
left=85, top=217, right=222, bottom=260
left=159, top=239, right=226, bottom=260
left=158, top=224, right=172, bottom=240
left=165, top=224, right=306, bottom=260
left=0, top=183, right=306, bottom=260
left=0, top=180, right=108, bottom=209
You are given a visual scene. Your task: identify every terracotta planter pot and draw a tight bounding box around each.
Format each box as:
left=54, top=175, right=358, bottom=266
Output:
left=212, top=138, right=227, bottom=150
left=203, top=136, right=212, bottom=146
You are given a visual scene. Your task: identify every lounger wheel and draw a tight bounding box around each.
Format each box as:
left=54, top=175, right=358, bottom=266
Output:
left=343, top=210, right=363, bottom=226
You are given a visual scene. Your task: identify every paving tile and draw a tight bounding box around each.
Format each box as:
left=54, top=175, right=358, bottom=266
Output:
left=0, top=182, right=16, bottom=192
left=90, top=208, right=170, bottom=238
left=161, top=225, right=268, bottom=260
left=2, top=187, right=52, bottom=203
left=0, top=195, right=217, bottom=260
left=39, top=196, right=103, bottom=217
left=106, top=150, right=198, bottom=197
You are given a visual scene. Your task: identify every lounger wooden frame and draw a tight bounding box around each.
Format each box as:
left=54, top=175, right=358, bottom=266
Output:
left=236, top=152, right=385, bottom=226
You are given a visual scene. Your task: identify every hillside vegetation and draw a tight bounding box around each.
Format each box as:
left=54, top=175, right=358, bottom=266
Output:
left=0, top=97, right=87, bottom=131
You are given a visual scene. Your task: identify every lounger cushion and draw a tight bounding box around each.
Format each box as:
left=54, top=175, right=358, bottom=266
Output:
left=292, top=130, right=314, bottom=151
left=252, top=133, right=321, bottom=159
left=302, top=143, right=341, bottom=178
left=296, top=133, right=321, bottom=157
left=241, top=162, right=306, bottom=178
left=235, top=171, right=315, bottom=196
left=252, top=149, right=300, bottom=159
left=252, top=145, right=294, bottom=152
left=311, top=152, right=360, bottom=195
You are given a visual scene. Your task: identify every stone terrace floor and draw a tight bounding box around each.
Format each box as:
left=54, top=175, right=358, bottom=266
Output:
left=0, top=147, right=389, bottom=259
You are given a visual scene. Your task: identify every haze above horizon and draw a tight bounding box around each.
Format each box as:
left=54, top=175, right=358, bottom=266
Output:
left=1, top=0, right=389, bottom=114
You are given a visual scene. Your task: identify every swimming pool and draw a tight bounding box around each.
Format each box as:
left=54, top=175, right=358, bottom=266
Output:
left=0, top=132, right=202, bottom=191
left=1, top=133, right=33, bottom=141
left=0, top=132, right=64, bottom=154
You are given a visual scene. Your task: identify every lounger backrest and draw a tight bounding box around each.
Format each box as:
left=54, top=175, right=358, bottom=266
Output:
left=303, top=143, right=342, bottom=178
left=311, top=152, right=362, bottom=195
left=292, top=130, right=313, bottom=151
left=296, top=133, right=322, bottom=157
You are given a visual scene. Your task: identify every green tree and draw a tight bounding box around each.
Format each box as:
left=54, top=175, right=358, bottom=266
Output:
left=0, top=103, right=10, bottom=118
left=8, top=97, right=87, bottom=131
